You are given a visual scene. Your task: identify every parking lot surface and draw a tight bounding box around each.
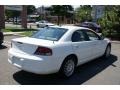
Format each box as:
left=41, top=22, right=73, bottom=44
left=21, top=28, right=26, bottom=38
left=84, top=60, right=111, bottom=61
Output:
left=0, top=36, right=120, bottom=85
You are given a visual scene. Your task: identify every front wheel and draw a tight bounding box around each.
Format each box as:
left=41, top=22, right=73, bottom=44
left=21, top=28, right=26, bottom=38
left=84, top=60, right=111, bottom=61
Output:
left=59, top=57, right=76, bottom=78
left=104, top=45, right=111, bottom=58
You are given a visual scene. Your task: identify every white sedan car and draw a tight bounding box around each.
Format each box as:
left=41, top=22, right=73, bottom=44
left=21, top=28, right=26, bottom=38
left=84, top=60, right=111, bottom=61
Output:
left=8, top=26, right=111, bottom=78
left=36, top=20, right=55, bottom=28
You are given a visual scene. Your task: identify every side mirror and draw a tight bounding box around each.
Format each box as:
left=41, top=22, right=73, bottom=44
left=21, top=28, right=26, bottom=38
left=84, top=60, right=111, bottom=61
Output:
left=100, top=34, right=105, bottom=40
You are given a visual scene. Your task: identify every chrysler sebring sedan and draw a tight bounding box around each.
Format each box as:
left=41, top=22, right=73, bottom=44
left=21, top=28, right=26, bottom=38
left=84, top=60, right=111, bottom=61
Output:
left=8, top=26, right=111, bottom=78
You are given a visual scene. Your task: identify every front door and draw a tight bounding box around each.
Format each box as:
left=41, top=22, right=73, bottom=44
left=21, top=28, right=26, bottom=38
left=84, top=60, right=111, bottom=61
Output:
left=85, top=30, right=105, bottom=58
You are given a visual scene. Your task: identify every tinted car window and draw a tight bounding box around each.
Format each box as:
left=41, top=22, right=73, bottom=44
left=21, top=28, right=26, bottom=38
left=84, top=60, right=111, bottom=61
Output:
left=88, top=23, right=95, bottom=27
left=32, top=27, right=67, bottom=41
left=72, top=30, right=86, bottom=42
left=85, top=30, right=100, bottom=41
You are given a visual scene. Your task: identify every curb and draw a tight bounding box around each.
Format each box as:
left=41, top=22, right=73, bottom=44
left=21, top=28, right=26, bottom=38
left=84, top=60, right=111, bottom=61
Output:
left=4, top=33, right=25, bottom=37
left=111, top=41, right=120, bottom=44
left=3, top=33, right=13, bottom=36
left=13, top=34, right=25, bottom=37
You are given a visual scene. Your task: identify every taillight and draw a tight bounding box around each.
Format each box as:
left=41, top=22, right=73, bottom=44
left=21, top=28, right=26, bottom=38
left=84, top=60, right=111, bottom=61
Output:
left=34, top=46, right=52, bottom=56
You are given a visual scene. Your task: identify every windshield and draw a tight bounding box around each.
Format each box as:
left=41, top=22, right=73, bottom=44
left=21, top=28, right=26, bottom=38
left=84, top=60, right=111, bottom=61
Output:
left=31, top=27, right=68, bottom=41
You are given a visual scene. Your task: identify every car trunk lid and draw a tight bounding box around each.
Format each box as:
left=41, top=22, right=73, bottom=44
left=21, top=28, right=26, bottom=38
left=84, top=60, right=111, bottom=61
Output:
left=11, top=37, right=55, bottom=55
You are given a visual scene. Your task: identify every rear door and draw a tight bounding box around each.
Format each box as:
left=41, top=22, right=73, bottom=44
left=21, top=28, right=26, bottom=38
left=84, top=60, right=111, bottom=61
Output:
left=71, top=30, right=93, bottom=65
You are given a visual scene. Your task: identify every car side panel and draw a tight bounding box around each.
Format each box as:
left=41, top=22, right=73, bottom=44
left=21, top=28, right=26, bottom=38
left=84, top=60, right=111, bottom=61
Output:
left=52, top=42, right=75, bottom=69
left=72, top=41, right=96, bottom=65
left=92, top=40, right=108, bottom=57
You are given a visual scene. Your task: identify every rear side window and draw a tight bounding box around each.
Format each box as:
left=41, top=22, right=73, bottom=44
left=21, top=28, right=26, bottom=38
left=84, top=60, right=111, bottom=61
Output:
left=31, top=27, right=67, bottom=41
left=72, top=30, right=87, bottom=42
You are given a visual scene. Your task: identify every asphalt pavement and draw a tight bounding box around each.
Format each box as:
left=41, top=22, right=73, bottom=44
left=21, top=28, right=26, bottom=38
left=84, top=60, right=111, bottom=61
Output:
left=0, top=35, right=120, bottom=85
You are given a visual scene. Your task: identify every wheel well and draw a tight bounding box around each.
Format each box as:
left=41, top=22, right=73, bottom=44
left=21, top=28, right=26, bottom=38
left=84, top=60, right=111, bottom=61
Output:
left=63, top=54, right=78, bottom=65
left=107, top=43, right=111, bottom=48
left=108, top=43, right=111, bottom=46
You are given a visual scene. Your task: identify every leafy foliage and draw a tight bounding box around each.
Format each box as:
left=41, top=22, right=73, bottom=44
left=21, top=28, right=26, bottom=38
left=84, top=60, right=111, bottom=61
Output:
left=5, top=10, right=20, bottom=19
left=47, top=5, right=74, bottom=25
left=5, top=5, right=36, bottom=19
left=75, top=5, right=92, bottom=22
left=75, top=5, right=120, bottom=40
left=27, top=5, right=36, bottom=15
left=98, top=6, right=120, bottom=40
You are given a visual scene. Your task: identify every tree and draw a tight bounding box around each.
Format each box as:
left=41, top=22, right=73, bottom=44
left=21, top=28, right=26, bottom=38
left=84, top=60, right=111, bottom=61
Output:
left=47, top=5, right=74, bottom=25
left=5, top=10, right=21, bottom=23
left=27, top=5, right=36, bottom=15
left=75, top=5, right=92, bottom=22
left=5, top=5, right=36, bottom=24
left=98, top=5, right=120, bottom=40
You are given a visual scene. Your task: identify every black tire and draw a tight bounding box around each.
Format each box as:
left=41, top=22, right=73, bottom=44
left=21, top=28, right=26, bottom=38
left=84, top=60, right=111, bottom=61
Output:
left=45, top=25, right=48, bottom=27
left=0, top=43, right=2, bottom=46
left=103, top=44, right=111, bottom=58
left=0, top=41, right=3, bottom=46
left=37, top=24, right=39, bottom=28
left=59, top=56, right=76, bottom=78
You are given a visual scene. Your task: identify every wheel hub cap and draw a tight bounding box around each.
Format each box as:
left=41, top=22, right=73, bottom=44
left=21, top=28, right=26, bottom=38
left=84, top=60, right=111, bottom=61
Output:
left=64, top=60, right=75, bottom=76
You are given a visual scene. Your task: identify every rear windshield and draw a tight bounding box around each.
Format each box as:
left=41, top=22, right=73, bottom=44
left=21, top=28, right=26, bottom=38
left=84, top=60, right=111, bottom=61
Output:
left=31, top=27, right=67, bottom=41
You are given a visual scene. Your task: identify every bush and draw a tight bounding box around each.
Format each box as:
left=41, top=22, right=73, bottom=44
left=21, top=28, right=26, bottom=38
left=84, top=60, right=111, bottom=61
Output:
left=102, top=29, right=120, bottom=40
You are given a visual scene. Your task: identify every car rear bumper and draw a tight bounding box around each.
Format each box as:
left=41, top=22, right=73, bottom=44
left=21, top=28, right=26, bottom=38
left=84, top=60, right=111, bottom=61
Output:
left=8, top=49, right=61, bottom=74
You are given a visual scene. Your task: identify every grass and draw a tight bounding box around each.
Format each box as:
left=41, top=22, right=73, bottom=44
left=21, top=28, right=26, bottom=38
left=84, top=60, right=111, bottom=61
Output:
left=20, top=31, right=36, bottom=36
left=2, top=28, right=37, bottom=36
left=3, top=28, right=36, bottom=32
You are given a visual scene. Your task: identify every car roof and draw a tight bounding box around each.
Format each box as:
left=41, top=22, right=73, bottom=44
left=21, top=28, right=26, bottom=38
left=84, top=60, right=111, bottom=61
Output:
left=43, top=25, right=92, bottom=31
left=59, top=25, right=90, bottom=31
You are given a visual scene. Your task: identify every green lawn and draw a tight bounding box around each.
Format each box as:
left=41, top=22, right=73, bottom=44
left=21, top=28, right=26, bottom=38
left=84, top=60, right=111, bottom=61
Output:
left=2, top=28, right=37, bottom=36
left=20, top=31, right=36, bottom=36
left=3, top=28, right=36, bottom=32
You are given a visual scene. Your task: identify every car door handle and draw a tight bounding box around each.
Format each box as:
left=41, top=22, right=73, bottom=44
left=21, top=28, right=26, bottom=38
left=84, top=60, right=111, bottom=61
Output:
left=73, top=45, right=79, bottom=48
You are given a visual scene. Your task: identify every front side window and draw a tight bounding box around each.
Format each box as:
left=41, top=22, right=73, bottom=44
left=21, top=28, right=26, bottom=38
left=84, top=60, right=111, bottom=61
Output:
left=85, top=30, right=100, bottom=41
left=32, top=27, right=67, bottom=41
left=72, top=30, right=86, bottom=42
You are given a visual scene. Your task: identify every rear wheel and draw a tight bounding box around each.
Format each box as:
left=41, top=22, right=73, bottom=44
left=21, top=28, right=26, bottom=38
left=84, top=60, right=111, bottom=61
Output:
left=37, top=24, right=39, bottom=28
left=0, top=41, right=3, bottom=46
left=60, top=57, right=76, bottom=78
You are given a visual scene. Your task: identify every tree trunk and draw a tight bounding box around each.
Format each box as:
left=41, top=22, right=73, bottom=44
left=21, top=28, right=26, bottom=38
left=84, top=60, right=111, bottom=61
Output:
left=0, top=5, right=5, bottom=29
left=21, top=5, right=27, bottom=29
left=57, top=15, right=60, bottom=25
